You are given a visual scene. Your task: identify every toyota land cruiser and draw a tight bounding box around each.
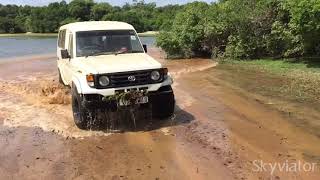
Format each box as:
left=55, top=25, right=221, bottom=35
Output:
left=57, top=21, right=175, bottom=129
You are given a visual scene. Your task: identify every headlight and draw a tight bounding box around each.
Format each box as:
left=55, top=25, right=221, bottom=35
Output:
left=151, top=70, right=160, bottom=81
left=99, top=76, right=110, bottom=86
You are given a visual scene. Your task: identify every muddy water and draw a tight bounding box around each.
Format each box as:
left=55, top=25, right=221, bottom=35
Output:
left=1, top=48, right=320, bottom=179
left=0, top=50, right=234, bottom=180
left=176, top=68, right=320, bottom=179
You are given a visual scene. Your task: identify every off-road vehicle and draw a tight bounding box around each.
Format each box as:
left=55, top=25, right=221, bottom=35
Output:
left=57, top=21, right=175, bottom=129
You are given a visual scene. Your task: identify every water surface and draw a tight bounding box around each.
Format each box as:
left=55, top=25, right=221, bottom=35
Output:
left=0, top=36, right=156, bottom=59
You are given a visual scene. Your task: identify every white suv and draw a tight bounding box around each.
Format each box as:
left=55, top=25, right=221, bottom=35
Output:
left=57, top=21, right=175, bottom=129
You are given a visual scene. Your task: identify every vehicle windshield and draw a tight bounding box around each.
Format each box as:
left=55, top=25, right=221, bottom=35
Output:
left=76, top=30, right=144, bottom=57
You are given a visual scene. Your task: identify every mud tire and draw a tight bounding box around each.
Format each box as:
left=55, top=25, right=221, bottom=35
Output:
left=152, top=86, right=175, bottom=119
left=72, top=85, right=90, bottom=129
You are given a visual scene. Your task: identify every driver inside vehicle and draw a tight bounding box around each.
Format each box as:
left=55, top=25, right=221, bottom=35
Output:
left=76, top=36, right=104, bottom=55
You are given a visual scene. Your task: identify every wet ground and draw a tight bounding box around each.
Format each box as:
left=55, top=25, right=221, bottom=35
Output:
left=0, top=48, right=320, bottom=179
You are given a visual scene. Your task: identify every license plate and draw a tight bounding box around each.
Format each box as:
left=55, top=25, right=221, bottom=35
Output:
left=119, top=96, right=148, bottom=106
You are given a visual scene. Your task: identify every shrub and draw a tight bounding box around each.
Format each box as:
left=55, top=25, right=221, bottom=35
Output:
left=157, top=0, right=320, bottom=59
left=156, top=2, right=209, bottom=58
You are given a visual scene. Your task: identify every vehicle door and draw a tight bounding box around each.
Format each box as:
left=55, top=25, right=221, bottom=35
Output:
left=57, top=29, right=69, bottom=84
left=63, top=31, right=75, bottom=84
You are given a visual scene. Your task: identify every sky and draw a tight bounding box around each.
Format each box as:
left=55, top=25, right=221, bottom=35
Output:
left=0, top=0, right=215, bottom=6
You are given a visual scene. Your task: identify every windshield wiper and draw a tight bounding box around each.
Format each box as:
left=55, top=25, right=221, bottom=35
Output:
left=85, top=50, right=144, bottom=58
left=131, top=50, right=144, bottom=53
left=115, top=50, right=144, bottom=55
left=85, top=52, right=115, bottom=58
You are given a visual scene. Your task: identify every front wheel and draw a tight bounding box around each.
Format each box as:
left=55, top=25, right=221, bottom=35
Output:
left=71, top=85, right=91, bottom=129
left=150, top=86, right=175, bottom=119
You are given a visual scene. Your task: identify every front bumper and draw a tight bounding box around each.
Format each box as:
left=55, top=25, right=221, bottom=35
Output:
left=81, top=85, right=174, bottom=110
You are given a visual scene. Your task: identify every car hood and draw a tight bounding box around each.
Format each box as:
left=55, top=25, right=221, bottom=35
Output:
left=74, top=53, right=162, bottom=74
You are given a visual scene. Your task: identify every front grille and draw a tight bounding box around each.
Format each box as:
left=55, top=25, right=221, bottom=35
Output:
left=96, top=69, right=164, bottom=89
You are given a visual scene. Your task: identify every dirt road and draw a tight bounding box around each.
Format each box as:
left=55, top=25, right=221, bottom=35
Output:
left=0, top=48, right=320, bottom=180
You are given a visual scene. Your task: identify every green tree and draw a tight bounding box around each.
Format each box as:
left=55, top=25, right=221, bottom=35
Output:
left=91, top=3, right=113, bottom=20
left=0, top=0, right=183, bottom=34
left=103, top=10, right=146, bottom=32
left=154, top=5, right=183, bottom=31
left=69, top=0, right=94, bottom=21
left=157, top=2, right=209, bottom=58
left=157, top=0, right=320, bottom=59
left=282, top=0, right=320, bottom=56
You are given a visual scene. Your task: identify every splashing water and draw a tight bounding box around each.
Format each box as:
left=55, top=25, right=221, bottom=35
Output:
left=83, top=103, right=154, bottom=132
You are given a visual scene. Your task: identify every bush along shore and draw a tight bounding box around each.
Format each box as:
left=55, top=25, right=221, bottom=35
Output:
left=156, top=0, right=320, bottom=60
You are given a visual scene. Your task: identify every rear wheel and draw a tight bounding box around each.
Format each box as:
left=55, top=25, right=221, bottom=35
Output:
left=72, top=85, right=91, bottom=129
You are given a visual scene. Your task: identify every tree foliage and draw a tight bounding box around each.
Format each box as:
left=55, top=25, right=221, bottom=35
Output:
left=157, top=2, right=209, bottom=58
left=0, top=0, right=183, bottom=33
left=157, top=0, right=320, bottom=59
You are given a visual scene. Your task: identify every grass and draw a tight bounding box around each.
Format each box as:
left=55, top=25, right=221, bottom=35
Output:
left=221, top=58, right=320, bottom=73
left=218, top=58, right=320, bottom=103
left=216, top=58, right=320, bottom=137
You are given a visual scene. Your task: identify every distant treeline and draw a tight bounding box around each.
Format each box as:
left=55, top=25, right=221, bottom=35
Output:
left=157, top=0, right=320, bottom=59
left=2, top=0, right=320, bottom=59
left=0, top=0, right=182, bottom=33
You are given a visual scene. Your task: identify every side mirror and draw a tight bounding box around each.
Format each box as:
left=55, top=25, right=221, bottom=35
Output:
left=61, top=49, right=70, bottom=59
left=143, top=44, right=148, bottom=53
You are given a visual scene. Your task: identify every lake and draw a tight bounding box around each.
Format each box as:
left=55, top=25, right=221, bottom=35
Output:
left=0, top=36, right=156, bottom=59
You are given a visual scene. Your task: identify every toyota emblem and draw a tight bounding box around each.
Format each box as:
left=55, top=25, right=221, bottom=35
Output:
left=128, top=75, right=136, bottom=82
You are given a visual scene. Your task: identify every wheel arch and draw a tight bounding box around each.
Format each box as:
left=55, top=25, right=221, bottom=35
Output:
left=58, top=68, right=68, bottom=86
left=71, top=76, right=83, bottom=94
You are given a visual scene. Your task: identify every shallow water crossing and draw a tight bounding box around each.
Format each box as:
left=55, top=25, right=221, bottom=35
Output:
left=1, top=48, right=320, bottom=179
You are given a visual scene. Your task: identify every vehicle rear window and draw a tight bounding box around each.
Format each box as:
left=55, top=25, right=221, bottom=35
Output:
left=58, top=30, right=66, bottom=49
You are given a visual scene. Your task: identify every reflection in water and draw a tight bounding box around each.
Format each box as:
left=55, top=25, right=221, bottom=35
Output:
left=0, top=36, right=156, bottom=59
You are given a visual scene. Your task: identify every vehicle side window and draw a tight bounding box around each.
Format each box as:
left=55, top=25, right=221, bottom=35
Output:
left=69, top=34, right=74, bottom=58
left=58, top=30, right=66, bottom=49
